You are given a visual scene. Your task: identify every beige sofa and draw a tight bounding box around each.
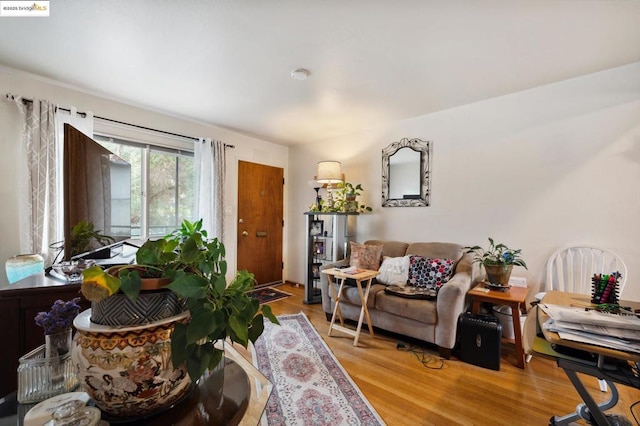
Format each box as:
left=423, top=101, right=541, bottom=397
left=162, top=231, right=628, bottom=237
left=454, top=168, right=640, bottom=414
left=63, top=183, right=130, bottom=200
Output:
left=320, top=240, right=481, bottom=357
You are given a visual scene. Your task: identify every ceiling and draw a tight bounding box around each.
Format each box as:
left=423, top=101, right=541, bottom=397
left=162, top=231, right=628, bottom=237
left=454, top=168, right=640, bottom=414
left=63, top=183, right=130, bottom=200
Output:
left=1, top=1, right=639, bottom=146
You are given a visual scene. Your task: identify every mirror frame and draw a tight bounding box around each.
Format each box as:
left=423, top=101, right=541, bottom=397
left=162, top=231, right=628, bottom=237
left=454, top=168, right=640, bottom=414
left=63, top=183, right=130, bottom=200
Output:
left=382, top=138, right=431, bottom=207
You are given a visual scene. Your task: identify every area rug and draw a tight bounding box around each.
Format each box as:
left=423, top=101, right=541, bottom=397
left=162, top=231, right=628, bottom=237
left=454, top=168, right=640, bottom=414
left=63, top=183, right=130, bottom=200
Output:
left=252, top=312, right=385, bottom=425
left=248, top=286, right=292, bottom=304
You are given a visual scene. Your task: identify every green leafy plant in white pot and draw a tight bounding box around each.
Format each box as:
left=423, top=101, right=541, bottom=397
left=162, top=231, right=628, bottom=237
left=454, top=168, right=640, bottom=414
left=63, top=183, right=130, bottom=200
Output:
left=332, top=182, right=373, bottom=213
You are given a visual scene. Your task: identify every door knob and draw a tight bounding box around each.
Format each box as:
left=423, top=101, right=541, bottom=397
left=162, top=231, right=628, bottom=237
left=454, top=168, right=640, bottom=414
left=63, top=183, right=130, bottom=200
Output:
left=242, top=231, right=248, bottom=236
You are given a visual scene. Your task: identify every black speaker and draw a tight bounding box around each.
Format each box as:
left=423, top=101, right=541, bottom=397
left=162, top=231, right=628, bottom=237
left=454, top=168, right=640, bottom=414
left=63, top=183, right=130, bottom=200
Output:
left=458, top=312, right=502, bottom=371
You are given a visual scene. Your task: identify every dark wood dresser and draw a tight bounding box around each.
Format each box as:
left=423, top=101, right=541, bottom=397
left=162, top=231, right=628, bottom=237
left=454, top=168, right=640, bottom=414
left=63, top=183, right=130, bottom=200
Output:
left=0, top=273, right=90, bottom=397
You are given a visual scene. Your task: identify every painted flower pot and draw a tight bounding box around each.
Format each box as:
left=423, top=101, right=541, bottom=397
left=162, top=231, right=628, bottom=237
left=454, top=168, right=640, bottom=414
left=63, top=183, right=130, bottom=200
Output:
left=483, top=264, right=513, bottom=287
left=105, top=265, right=172, bottom=291
left=72, top=309, right=192, bottom=418
left=345, top=193, right=358, bottom=212
left=90, top=290, right=186, bottom=326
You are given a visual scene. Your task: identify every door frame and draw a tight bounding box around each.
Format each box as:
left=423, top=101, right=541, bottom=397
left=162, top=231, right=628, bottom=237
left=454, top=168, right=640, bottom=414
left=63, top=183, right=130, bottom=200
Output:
left=224, top=155, right=289, bottom=284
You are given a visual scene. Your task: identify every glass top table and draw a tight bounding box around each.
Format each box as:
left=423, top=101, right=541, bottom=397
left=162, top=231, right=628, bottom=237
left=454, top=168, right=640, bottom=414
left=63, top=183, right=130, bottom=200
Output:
left=0, top=344, right=271, bottom=425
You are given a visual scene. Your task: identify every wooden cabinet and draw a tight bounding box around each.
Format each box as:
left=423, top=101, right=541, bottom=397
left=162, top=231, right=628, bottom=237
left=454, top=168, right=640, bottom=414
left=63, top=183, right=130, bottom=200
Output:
left=0, top=274, right=90, bottom=397
left=303, top=212, right=357, bottom=304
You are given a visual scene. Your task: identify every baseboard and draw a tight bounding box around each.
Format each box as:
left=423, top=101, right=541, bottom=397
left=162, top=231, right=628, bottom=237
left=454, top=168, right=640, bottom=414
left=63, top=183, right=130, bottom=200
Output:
left=284, top=280, right=302, bottom=288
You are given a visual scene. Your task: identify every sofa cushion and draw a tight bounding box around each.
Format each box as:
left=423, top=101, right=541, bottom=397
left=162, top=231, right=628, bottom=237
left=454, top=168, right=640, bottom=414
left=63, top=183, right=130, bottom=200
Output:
left=406, top=242, right=463, bottom=266
left=376, top=256, right=410, bottom=285
left=364, top=240, right=409, bottom=258
left=350, top=242, right=383, bottom=270
left=408, top=256, right=455, bottom=290
left=375, top=291, right=437, bottom=324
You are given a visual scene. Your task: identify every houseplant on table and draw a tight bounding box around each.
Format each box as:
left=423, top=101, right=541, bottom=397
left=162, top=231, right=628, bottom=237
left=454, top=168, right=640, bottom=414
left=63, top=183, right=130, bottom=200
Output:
left=75, top=219, right=278, bottom=417
left=465, top=238, right=527, bottom=288
left=309, top=182, right=373, bottom=213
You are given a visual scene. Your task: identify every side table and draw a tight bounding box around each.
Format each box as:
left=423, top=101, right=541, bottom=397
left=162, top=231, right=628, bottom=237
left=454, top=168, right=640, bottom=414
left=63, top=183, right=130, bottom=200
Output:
left=467, top=284, right=529, bottom=368
left=321, top=268, right=378, bottom=347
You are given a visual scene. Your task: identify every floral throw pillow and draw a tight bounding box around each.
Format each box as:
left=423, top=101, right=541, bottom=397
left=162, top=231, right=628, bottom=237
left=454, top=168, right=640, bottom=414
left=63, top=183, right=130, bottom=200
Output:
left=376, top=256, right=410, bottom=285
left=349, top=242, right=384, bottom=271
left=408, top=256, right=455, bottom=290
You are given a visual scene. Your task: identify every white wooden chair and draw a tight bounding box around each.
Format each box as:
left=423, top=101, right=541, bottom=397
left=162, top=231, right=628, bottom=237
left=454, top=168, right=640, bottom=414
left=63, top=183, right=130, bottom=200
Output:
left=531, top=245, right=627, bottom=392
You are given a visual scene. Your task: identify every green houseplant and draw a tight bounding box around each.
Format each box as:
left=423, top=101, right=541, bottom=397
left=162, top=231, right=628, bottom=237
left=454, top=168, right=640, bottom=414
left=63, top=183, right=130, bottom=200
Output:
left=465, top=238, right=527, bottom=286
left=309, top=182, right=373, bottom=213
left=53, top=220, right=116, bottom=259
left=81, top=219, right=278, bottom=380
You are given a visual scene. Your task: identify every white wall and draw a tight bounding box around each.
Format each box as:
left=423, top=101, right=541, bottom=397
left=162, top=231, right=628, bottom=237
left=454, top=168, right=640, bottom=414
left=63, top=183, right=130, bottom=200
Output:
left=288, top=62, right=640, bottom=302
left=0, top=67, right=289, bottom=289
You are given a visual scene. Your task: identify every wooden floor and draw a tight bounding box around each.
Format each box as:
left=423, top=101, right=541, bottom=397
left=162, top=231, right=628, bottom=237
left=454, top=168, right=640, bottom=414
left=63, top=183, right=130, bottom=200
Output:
left=240, top=284, right=639, bottom=426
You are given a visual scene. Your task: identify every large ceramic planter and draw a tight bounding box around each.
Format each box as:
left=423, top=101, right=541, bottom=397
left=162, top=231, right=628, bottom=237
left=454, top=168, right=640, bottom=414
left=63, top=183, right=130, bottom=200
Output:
left=72, top=309, right=192, bottom=418
left=483, top=264, right=513, bottom=287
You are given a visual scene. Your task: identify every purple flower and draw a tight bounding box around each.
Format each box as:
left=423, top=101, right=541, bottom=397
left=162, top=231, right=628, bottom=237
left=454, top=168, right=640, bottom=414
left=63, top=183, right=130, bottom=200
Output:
left=35, top=298, right=81, bottom=335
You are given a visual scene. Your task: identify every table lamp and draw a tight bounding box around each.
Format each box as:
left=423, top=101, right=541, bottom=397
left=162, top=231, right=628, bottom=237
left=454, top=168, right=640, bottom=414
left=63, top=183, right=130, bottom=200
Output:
left=315, top=161, right=344, bottom=210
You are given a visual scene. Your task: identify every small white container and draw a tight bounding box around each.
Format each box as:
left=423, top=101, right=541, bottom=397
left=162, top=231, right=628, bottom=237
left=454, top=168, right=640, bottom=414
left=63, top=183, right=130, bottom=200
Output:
left=492, top=305, right=527, bottom=339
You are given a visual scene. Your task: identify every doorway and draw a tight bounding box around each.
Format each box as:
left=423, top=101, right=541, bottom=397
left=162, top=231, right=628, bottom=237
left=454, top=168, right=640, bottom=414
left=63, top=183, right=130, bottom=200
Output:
left=237, top=161, right=284, bottom=287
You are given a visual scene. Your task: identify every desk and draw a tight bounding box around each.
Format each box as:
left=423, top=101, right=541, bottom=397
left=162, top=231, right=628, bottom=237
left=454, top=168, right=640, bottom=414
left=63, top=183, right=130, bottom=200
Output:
left=468, top=284, right=529, bottom=368
left=322, top=268, right=378, bottom=346
left=524, top=291, right=640, bottom=426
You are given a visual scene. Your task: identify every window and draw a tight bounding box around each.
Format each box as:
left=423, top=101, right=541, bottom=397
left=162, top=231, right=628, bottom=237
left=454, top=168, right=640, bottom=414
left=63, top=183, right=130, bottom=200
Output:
left=94, top=135, right=194, bottom=239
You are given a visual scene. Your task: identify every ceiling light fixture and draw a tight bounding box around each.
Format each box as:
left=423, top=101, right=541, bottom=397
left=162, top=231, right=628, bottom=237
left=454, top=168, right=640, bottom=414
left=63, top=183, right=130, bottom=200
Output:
left=291, top=68, right=310, bottom=81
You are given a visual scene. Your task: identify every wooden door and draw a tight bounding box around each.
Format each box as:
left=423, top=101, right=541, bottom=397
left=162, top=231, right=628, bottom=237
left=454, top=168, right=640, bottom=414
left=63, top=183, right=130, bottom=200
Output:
left=237, top=161, right=284, bottom=286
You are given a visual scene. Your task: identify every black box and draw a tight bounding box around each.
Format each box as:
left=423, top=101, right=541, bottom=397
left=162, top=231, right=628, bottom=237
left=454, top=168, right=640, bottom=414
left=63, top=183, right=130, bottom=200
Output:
left=458, top=312, right=502, bottom=371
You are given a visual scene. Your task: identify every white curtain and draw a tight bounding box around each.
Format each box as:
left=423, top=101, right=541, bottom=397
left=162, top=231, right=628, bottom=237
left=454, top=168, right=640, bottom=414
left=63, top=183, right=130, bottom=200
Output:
left=194, top=138, right=225, bottom=240
left=54, top=107, right=94, bottom=254
left=13, top=97, right=57, bottom=260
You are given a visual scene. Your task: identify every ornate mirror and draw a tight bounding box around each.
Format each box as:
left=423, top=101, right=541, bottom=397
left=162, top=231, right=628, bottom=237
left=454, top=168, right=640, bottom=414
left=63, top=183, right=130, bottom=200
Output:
left=382, top=138, right=430, bottom=207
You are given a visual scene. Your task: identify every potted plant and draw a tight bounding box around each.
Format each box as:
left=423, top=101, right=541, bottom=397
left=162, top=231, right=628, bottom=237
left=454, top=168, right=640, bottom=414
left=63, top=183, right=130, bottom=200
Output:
left=465, top=238, right=527, bottom=287
left=67, top=220, right=116, bottom=257
left=312, top=182, right=373, bottom=213
left=80, top=219, right=279, bottom=379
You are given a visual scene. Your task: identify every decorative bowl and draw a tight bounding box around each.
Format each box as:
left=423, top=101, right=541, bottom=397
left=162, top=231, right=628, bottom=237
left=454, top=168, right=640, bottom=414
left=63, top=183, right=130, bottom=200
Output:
left=52, top=259, right=96, bottom=282
left=72, top=309, right=192, bottom=418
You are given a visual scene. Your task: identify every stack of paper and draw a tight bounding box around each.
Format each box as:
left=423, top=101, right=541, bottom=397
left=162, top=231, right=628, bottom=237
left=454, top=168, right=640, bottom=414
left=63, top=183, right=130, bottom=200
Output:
left=540, top=304, right=640, bottom=354
left=339, top=266, right=361, bottom=275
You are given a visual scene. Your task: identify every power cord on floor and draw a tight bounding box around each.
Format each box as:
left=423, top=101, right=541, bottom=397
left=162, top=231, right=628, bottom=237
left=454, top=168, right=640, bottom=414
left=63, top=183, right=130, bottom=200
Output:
left=396, top=342, right=445, bottom=370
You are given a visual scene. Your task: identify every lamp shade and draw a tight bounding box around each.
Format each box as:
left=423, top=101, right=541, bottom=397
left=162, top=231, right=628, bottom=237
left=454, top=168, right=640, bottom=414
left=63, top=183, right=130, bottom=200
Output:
left=315, top=161, right=343, bottom=184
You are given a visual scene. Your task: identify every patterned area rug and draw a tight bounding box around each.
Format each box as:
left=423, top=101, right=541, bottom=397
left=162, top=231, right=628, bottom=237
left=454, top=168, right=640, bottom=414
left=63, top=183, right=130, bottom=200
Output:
left=252, top=313, right=385, bottom=425
left=248, top=286, right=292, bottom=304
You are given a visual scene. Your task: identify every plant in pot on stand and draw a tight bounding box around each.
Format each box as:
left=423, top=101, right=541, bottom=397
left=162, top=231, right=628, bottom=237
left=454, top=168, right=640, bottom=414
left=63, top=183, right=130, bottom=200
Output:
left=330, top=182, right=374, bottom=213
left=74, top=219, right=279, bottom=419
left=465, top=238, right=527, bottom=290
